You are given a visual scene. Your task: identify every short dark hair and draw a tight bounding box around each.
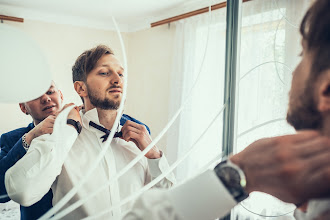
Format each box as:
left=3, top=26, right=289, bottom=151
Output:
left=300, top=0, right=330, bottom=80
left=72, top=45, right=114, bottom=83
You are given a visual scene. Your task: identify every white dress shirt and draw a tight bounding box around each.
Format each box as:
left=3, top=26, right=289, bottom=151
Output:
left=125, top=171, right=330, bottom=220
left=294, top=199, right=330, bottom=220
left=123, top=170, right=237, bottom=220
left=6, top=108, right=175, bottom=220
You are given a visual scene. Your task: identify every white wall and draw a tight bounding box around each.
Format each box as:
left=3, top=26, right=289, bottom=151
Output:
left=125, top=25, right=176, bottom=150
left=0, top=19, right=175, bottom=151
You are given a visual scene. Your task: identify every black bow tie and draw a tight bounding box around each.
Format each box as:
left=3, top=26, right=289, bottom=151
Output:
left=89, top=121, right=122, bottom=142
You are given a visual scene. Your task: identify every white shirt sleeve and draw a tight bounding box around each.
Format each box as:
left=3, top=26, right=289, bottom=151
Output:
left=145, top=153, right=177, bottom=188
left=123, top=170, right=237, bottom=220
left=294, top=199, right=330, bottom=220
left=5, top=109, right=78, bottom=207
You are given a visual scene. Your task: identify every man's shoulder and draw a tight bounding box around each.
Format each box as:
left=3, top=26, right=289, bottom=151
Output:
left=1, top=123, right=34, bottom=142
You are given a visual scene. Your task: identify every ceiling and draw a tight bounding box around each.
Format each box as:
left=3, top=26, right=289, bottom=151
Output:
left=0, top=0, right=223, bottom=32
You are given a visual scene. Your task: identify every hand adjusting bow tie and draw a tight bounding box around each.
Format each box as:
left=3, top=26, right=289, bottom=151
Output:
left=89, top=121, right=122, bottom=142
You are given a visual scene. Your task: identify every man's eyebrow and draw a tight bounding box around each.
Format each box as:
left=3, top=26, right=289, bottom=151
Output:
left=99, top=64, right=124, bottom=71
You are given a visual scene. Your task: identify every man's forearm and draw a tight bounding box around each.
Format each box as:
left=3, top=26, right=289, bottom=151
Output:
left=125, top=170, right=236, bottom=220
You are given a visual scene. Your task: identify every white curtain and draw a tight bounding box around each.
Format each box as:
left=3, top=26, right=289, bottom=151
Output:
left=168, top=0, right=312, bottom=219
left=167, top=8, right=227, bottom=182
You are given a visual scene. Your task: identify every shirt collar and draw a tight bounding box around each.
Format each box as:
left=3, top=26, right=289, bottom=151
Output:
left=81, top=108, right=121, bottom=133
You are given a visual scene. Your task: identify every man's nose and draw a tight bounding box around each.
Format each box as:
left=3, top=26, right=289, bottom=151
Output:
left=40, top=94, right=51, bottom=103
left=111, top=72, right=123, bottom=85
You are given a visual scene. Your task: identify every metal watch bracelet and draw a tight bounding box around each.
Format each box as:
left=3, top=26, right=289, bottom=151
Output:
left=22, top=133, right=30, bottom=151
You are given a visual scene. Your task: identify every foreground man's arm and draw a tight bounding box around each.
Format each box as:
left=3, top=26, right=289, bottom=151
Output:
left=294, top=199, right=330, bottom=220
left=124, top=131, right=330, bottom=220
left=231, top=131, right=330, bottom=204
left=124, top=170, right=235, bottom=220
left=313, top=210, right=330, bottom=220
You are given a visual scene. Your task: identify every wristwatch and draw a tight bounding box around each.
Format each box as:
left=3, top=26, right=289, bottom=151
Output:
left=22, top=133, right=30, bottom=151
left=214, top=159, right=248, bottom=203
left=67, top=119, right=82, bottom=134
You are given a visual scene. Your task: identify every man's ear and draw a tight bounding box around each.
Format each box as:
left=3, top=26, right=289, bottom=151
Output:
left=19, top=103, right=28, bottom=115
left=59, top=90, right=64, bottom=102
left=317, top=70, right=330, bottom=113
left=74, top=81, right=88, bottom=98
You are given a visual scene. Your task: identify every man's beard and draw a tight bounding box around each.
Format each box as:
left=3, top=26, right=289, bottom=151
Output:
left=87, top=84, right=121, bottom=110
left=286, top=84, right=322, bottom=131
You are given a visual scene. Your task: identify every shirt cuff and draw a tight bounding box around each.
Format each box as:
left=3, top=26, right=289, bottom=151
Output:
left=167, top=169, right=237, bottom=220
left=147, top=155, right=163, bottom=177
left=147, top=153, right=176, bottom=182
left=294, top=199, right=330, bottom=220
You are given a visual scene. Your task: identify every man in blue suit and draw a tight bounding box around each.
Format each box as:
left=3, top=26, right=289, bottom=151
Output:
left=0, top=81, right=149, bottom=220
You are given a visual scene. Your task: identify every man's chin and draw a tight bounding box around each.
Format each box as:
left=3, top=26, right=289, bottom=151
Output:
left=287, top=113, right=322, bottom=131
left=100, top=101, right=120, bottom=110
left=43, top=111, right=56, bottom=118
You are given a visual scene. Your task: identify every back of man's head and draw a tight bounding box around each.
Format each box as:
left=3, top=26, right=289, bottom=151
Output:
left=300, top=0, right=330, bottom=80
left=286, top=0, right=330, bottom=131
left=72, top=45, right=114, bottom=83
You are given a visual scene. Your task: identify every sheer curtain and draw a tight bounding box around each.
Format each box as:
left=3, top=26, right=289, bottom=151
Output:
left=167, top=8, right=227, bottom=182
left=168, top=0, right=312, bottom=219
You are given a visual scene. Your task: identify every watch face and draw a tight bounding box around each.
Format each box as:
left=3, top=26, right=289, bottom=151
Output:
left=218, top=166, right=241, bottom=188
left=216, top=165, right=245, bottom=198
left=215, top=161, right=248, bottom=202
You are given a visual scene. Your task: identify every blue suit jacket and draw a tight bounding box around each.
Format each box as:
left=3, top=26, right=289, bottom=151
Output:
left=0, top=114, right=149, bottom=220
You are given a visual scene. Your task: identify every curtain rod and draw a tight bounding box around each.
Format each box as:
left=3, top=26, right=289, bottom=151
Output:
left=0, top=15, right=24, bottom=23
left=151, top=0, right=251, bottom=28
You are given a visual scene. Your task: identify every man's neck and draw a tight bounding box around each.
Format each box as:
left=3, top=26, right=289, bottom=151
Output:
left=84, top=101, right=118, bottom=130
left=96, top=108, right=117, bottom=130
left=33, top=119, right=41, bottom=126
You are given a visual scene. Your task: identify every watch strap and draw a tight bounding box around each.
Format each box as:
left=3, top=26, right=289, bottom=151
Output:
left=214, top=159, right=249, bottom=203
left=22, top=133, right=30, bottom=151
left=67, top=119, right=82, bottom=134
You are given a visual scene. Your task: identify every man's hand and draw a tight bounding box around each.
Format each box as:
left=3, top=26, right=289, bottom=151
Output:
left=25, top=103, right=82, bottom=145
left=230, top=130, right=330, bottom=204
left=61, top=103, right=82, bottom=132
left=121, top=120, right=161, bottom=159
left=25, top=115, right=56, bottom=145
left=63, top=103, right=81, bottom=123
